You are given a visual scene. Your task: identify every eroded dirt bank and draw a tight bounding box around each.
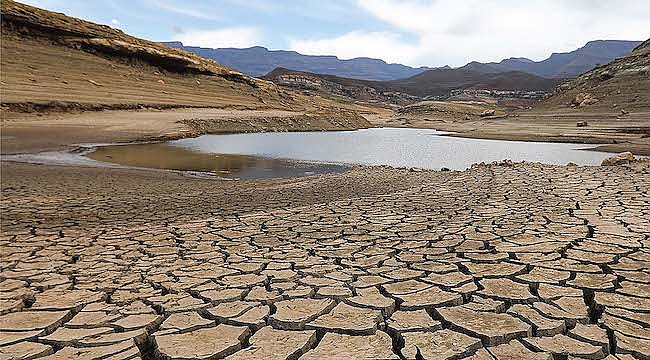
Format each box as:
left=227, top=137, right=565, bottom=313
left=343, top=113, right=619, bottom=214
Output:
left=0, top=107, right=370, bottom=154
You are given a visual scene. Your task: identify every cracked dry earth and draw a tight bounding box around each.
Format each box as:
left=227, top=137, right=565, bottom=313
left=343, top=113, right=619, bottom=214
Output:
left=1, top=161, right=649, bottom=360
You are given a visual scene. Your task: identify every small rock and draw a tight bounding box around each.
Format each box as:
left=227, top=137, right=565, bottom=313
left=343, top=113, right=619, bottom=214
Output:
left=601, top=152, right=635, bottom=166
left=580, top=97, right=599, bottom=107
left=576, top=121, right=588, bottom=127
left=600, top=71, right=614, bottom=80
left=157, top=79, right=165, bottom=84
left=480, top=110, right=496, bottom=117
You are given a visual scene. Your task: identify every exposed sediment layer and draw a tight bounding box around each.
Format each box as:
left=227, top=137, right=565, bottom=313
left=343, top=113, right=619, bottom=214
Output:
left=1, top=160, right=648, bottom=359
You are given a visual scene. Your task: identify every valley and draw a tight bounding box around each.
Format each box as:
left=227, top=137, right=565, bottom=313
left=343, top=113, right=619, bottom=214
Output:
left=1, top=1, right=649, bottom=360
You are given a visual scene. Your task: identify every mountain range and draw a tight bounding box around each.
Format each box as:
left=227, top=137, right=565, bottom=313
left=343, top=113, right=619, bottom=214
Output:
left=376, top=69, right=560, bottom=98
left=262, top=67, right=560, bottom=103
left=459, top=40, right=642, bottom=79
left=163, top=43, right=437, bottom=81
left=164, top=40, right=641, bottom=81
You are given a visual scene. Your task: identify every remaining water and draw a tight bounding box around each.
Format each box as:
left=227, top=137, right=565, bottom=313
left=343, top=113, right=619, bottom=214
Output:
left=86, top=128, right=613, bottom=178
left=86, top=142, right=348, bottom=179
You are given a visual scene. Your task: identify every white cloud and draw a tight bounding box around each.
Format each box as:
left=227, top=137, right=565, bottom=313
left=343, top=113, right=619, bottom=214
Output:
left=174, top=27, right=260, bottom=49
left=111, top=19, right=120, bottom=25
left=290, top=32, right=419, bottom=65
left=144, top=0, right=220, bottom=21
left=292, top=0, right=650, bottom=67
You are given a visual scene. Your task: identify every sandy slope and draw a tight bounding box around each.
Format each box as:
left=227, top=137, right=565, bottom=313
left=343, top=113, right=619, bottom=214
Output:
left=0, top=0, right=371, bottom=156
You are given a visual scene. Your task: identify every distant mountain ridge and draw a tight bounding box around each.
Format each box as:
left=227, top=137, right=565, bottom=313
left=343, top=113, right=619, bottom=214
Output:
left=263, top=67, right=560, bottom=103
left=162, top=43, right=437, bottom=81
left=164, top=40, right=641, bottom=82
left=380, top=69, right=560, bottom=98
left=460, top=40, right=642, bottom=78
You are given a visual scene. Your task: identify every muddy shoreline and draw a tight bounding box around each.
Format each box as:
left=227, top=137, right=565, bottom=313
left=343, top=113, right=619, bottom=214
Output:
left=3, top=106, right=648, bottom=158
left=368, top=108, right=650, bottom=156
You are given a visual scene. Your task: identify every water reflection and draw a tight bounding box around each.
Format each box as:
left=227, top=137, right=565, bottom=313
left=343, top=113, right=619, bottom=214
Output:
left=86, top=143, right=348, bottom=179
left=170, top=128, right=611, bottom=170
left=86, top=128, right=614, bottom=179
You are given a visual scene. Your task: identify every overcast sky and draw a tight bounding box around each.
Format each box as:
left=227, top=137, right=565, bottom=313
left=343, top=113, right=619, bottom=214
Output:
left=21, top=0, right=650, bottom=67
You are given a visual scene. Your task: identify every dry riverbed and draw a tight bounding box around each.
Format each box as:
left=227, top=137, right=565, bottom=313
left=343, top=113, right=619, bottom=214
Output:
left=2, top=4, right=649, bottom=357
left=1, top=107, right=650, bottom=359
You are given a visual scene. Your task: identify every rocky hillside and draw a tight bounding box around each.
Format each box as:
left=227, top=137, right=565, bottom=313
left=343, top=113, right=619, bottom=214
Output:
left=163, top=43, right=436, bottom=81
left=264, top=67, right=560, bottom=104
left=0, top=0, right=289, bottom=110
left=460, top=40, right=642, bottom=78
left=0, top=0, right=367, bottom=132
left=262, top=68, right=419, bottom=105
left=538, top=39, right=650, bottom=111
left=381, top=69, right=560, bottom=98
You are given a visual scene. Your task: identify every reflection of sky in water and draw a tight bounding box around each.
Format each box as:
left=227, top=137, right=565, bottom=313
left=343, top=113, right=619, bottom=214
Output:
left=170, top=128, right=611, bottom=170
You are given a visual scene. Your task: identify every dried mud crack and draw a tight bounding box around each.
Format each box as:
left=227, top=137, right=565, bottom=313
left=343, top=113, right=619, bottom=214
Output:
left=1, top=161, right=649, bottom=359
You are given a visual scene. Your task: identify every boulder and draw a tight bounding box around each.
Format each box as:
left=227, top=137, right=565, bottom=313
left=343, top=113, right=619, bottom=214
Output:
left=576, top=121, right=588, bottom=127
left=572, top=93, right=599, bottom=107
left=601, top=152, right=635, bottom=166
left=479, top=110, right=496, bottom=117
left=580, top=97, right=599, bottom=106
left=600, top=71, right=614, bottom=80
left=571, top=94, right=586, bottom=106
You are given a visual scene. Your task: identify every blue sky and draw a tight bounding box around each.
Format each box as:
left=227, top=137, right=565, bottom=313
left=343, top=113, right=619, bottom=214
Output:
left=20, top=0, right=650, bottom=67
